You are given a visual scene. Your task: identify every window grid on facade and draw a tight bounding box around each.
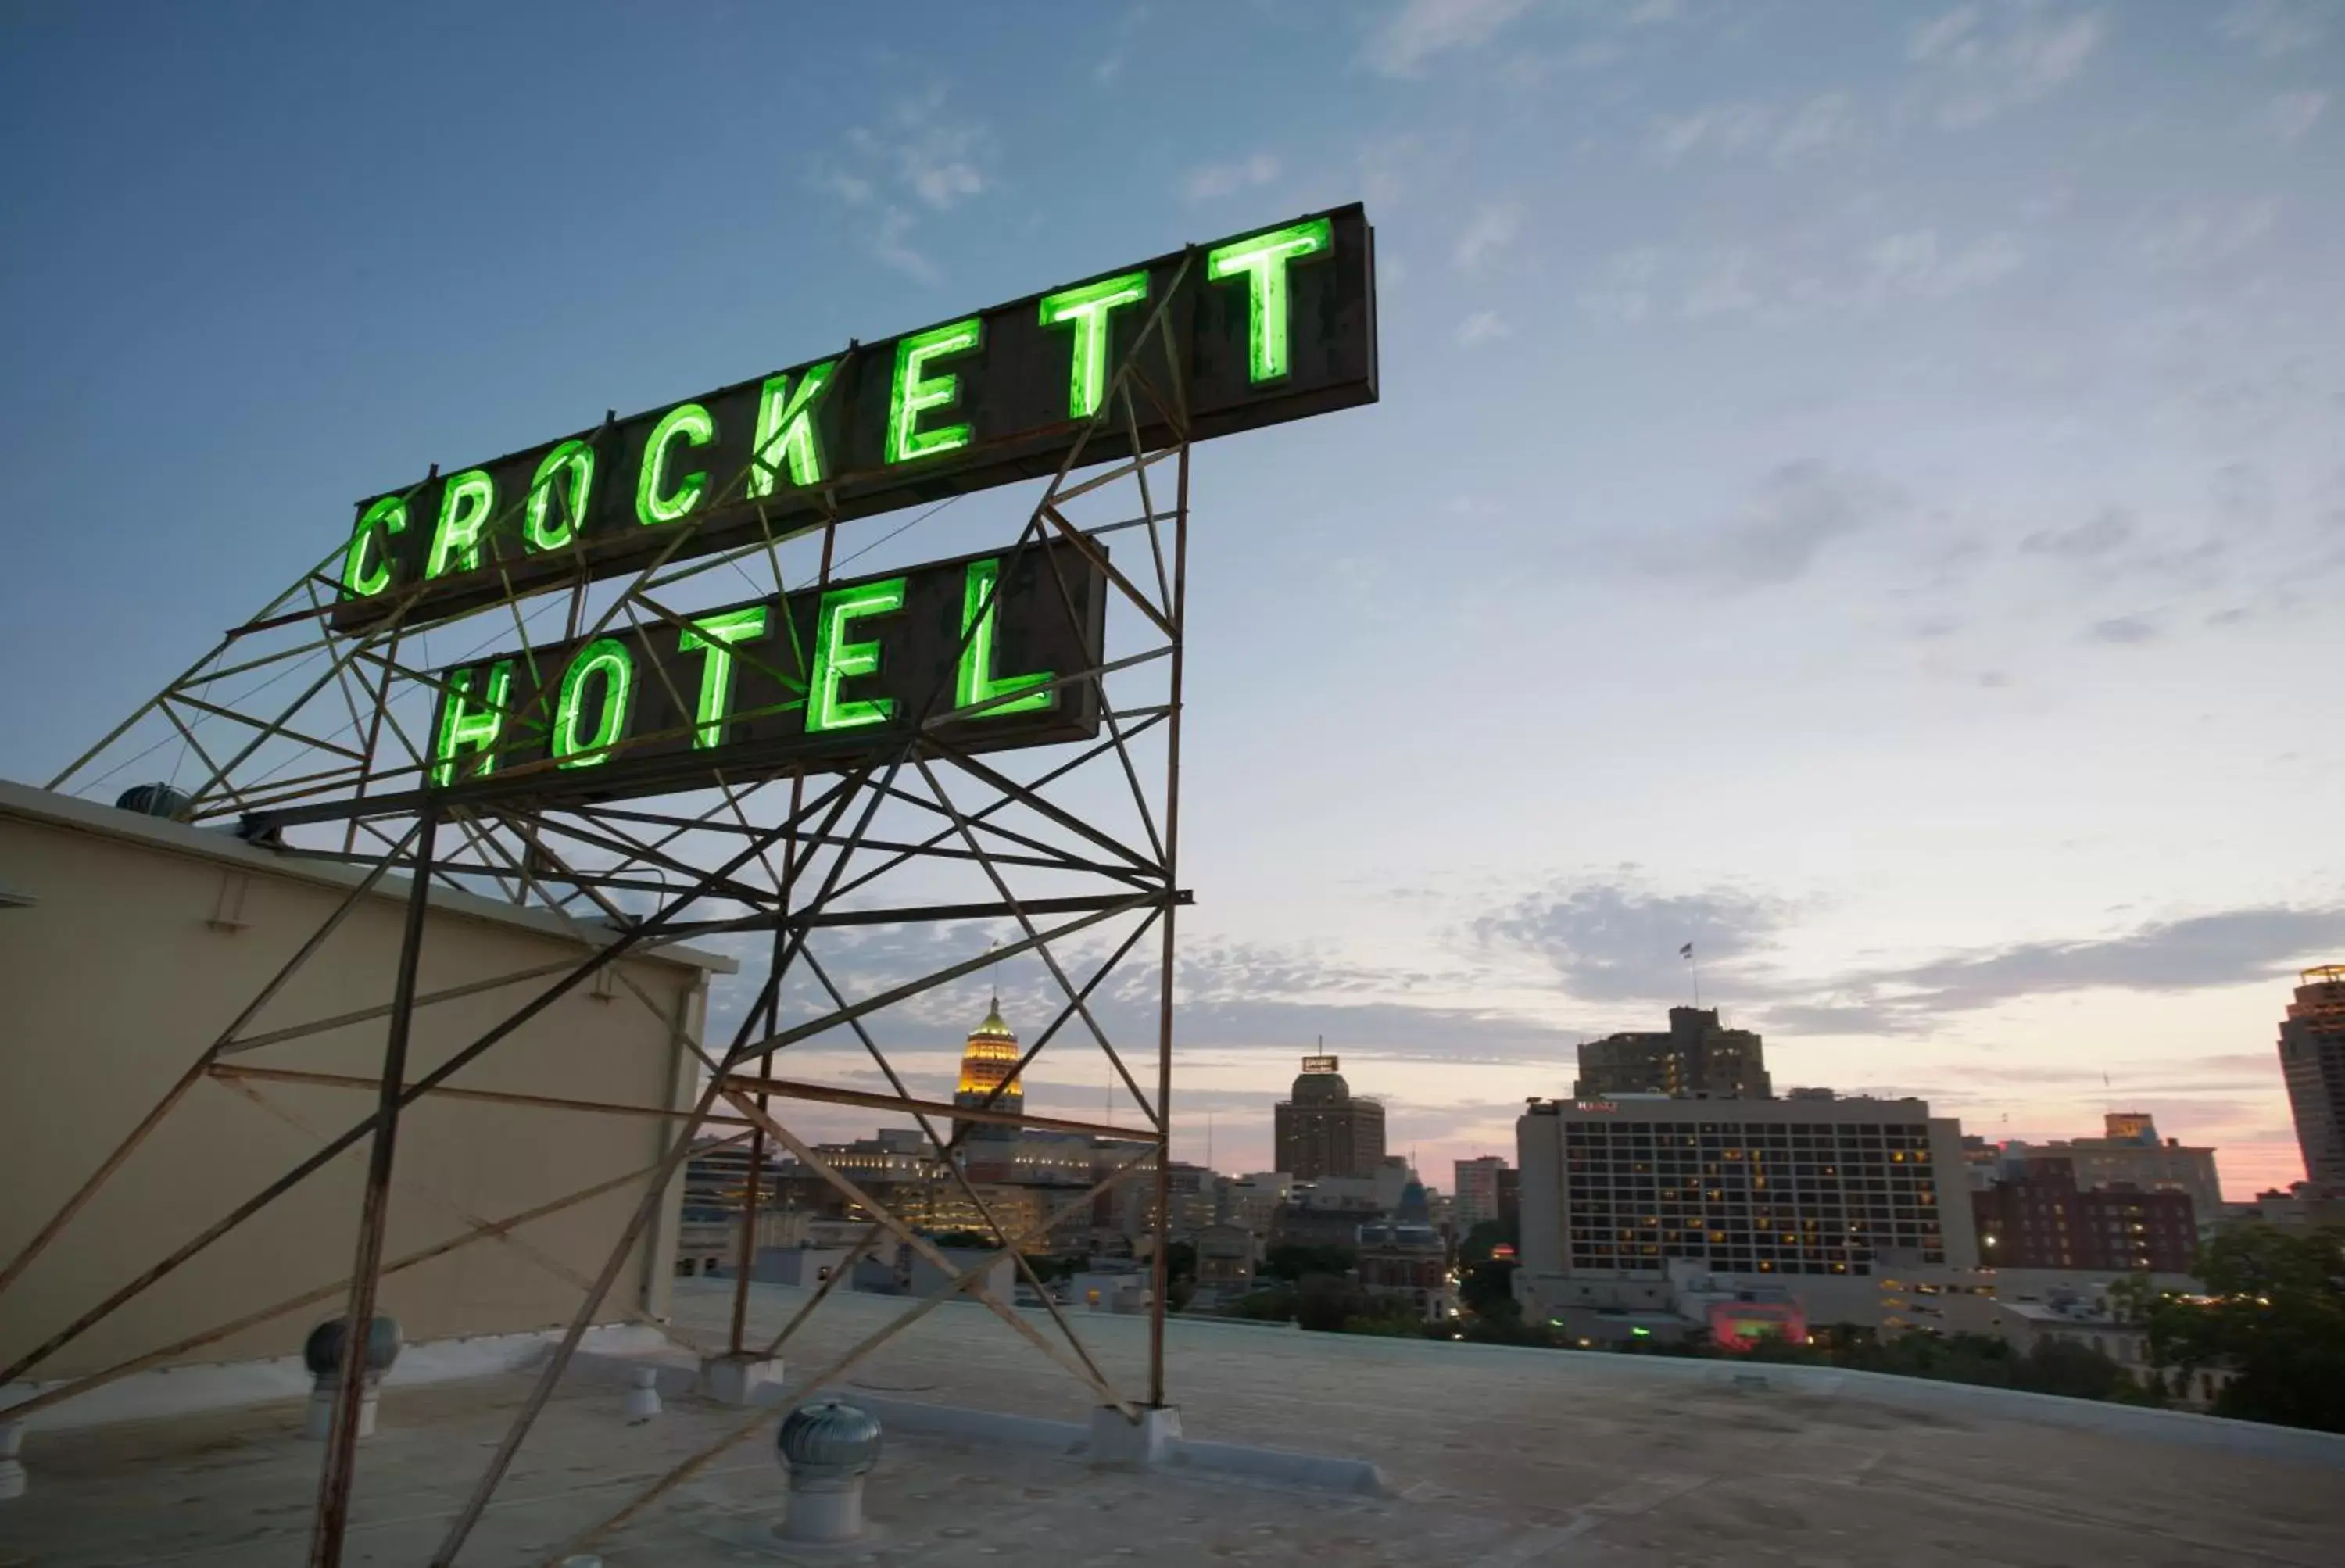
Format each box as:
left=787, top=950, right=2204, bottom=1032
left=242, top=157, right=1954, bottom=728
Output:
left=1561, top=1119, right=1945, bottom=1276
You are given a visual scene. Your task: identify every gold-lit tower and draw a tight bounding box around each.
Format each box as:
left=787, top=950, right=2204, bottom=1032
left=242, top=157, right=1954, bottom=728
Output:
left=952, top=996, right=1023, bottom=1141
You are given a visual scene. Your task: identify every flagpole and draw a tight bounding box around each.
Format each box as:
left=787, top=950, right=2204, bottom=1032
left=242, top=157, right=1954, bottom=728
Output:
left=1684, top=943, right=1701, bottom=1010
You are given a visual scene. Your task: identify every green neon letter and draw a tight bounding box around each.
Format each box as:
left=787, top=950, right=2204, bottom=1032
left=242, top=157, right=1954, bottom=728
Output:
left=678, top=606, right=771, bottom=749
left=1205, top=217, right=1333, bottom=383
left=885, top=319, right=982, bottom=464
left=1038, top=271, right=1149, bottom=421
left=342, top=496, right=406, bottom=599
left=425, top=469, right=497, bottom=579
left=553, top=638, right=635, bottom=768
left=747, top=363, right=836, bottom=496
left=807, top=578, right=906, bottom=732
left=956, top=558, right=1054, bottom=717
left=430, top=660, right=513, bottom=787
left=636, top=403, right=714, bottom=526
left=525, top=439, right=596, bottom=551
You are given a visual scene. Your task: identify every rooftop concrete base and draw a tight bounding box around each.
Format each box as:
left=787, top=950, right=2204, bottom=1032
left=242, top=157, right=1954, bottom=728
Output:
left=699, top=1351, right=783, bottom=1406
left=1088, top=1402, right=1181, bottom=1466
left=828, top=1391, right=1387, bottom=1496
left=0, top=1322, right=671, bottom=1434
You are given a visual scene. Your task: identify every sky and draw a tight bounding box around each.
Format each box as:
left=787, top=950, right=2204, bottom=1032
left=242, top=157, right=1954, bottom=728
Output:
left=2, top=1, right=2341, bottom=1197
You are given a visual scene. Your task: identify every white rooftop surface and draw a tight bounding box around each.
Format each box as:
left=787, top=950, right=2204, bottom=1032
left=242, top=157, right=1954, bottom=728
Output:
left=5, top=1276, right=2340, bottom=1565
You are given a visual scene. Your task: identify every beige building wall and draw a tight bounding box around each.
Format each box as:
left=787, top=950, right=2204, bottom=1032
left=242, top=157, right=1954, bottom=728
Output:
left=0, top=784, right=730, bottom=1385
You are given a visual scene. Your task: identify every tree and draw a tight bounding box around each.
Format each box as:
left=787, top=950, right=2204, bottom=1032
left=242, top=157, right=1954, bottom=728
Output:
left=1458, top=1219, right=1518, bottom=1266
left=1262, top=1242, right=1357, bottom=1283
left=1457, top=1258, right=1520, bottom=1322
left=2146, top=1223, right=2345, bottom=1433
left=1293, top=1272, right=1359, bottom=1333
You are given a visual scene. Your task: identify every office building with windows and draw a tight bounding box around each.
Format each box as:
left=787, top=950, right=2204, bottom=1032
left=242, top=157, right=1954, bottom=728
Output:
left=2279, top=963, right=2345, bottom=1190
left=1515, top=1093, right=1976, bottom=1327
left=1573, top=1007, right=1771, bottom=1101
left=1272, top=1054, right=1386, bottom=1180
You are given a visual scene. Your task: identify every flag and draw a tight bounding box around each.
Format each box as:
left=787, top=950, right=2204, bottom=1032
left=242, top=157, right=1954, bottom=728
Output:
left=1679, top=943, right=1694, bottom=958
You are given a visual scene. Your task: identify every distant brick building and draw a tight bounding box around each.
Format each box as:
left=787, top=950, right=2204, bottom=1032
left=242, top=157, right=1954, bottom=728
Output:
left=1970, top=1160, right=2196, bottom=1273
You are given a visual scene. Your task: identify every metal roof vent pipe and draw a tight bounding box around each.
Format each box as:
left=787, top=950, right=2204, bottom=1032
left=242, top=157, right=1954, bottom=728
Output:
left=775, top=1399, right=882, bottom=1544
left=114, top=783, right=194, bottom=821
left=300, top=1315, right=402, bottom=1441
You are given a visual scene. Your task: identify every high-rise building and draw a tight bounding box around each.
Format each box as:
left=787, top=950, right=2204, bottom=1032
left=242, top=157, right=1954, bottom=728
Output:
left=1272, top=1054, right=1386, bottom=1179
left=952, top=996, right=1024, bottom=1144
left=1970, top=1160, right=2197, bottom=1273
left=1514, top=1094, right=1977, bottom=1326
left=2279, top=964, right=2345, bottom=1190
left=1573, top=1007, right=1772, bottom=1100
left=1975, top=1113, right=2223, bottom=1223
left=1454, top=1155, right=1509, bottom=1230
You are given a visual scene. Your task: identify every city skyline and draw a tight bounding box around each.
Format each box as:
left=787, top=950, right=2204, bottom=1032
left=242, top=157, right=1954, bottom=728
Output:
left=2, top=3, right=2340, bottom=1197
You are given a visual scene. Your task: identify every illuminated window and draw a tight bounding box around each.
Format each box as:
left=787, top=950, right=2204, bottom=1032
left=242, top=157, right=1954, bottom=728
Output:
left=342, top=496, right=408, bottom=600
left=637, top=403, right=714, bottom=526
left=524, top=439, right=596, bottom=551
left=886, top=319, right=982, bottom=464
left=426, top=469, right=497, bottom=579
left=807, top=578, right=906, bottom=732
left=1206, top=217, right=1333, bottom=383
left=553, top=639, right=635, bottom=768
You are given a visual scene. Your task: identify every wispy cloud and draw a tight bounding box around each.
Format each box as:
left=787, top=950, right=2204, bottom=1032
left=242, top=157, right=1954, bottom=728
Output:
left=1180, top=152, right=1280, bottom=203
left=2132, top=198, right=2281, bottom=270
left=1649, top=93, right=1860, bottom=167
left=2247, top=91, right=2328, bottom=143
left=1908, top=5, right=2107, bottom=128
left=1606, top=460, right=1910, bottom=590
left=1856, top=229, right=2024, bottom=300
left=1477, top=879, right=1792, bottom=1004
left=2085, top=612, right=2161, bottom=645
left=1454, top=310, right=1511, bottom=347
left=2023, top=507, right=2135, bottom=560
left=815, top=90, right=994, bottom=284
left=1360, top=0, right=1534, bottom=78
left=1810, top=904, right=2345, bottom=1026
left=2217, top=0, right=2329, bottom=55
left=1452, top=200, right=1523, bottom=271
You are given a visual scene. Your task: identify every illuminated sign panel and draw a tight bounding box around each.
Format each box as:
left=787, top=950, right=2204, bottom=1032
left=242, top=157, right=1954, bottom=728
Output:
left=1300, top=1054, right=1341, bottom=1074
left=423, top=539, right=1104, bottom=804
left=338, top=205, right=1376, bottom=631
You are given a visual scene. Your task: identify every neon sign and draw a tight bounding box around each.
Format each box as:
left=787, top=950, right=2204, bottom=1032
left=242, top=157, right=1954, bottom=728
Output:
left=335, top=205, right=1377, bottom=632
left=424, top=539, right=1104, bottom=803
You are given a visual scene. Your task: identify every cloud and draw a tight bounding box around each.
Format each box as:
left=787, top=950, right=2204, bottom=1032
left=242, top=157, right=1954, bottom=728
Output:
left=1679, top=249, right=1756, bottom=319
left=1452, top=201, right=1523, bottom=271
left=2133, top=199, right=2281, bottom=270
left=1859, top=229, right=2024, bottom=300
left=1577, top=247, right=1662, bottom=324
left=1824, top=904, right=2345, bottom=1021
left=2022, top=507, right=2135, bottom=560
left=1181, top=152, right=1280, bottom=203
left=1476, top=879, right=1792, bottom=1003
left=1454, top=310, right=1511, bottom=347
left=817, top=91, right=994, bottom=283
left=1649, top=94, right=1860, bottom=167
left=870, top=209, right=939, bottom=285
left=2085, top=613, right=2161, bottom=644
left=1359, top=0, right=1533, bottom=77
left=2218, top=0, right=2328, bottom=55
left=2247, top=91, right=2328, bottom=143
left=1910, top=5, right=2107, bottom=128
left=1620, top=460, right=1907, bottom=589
